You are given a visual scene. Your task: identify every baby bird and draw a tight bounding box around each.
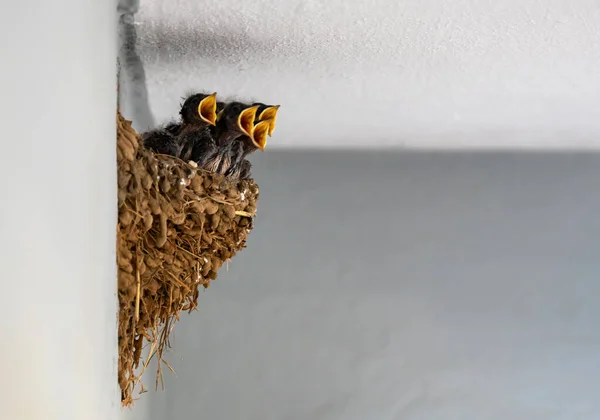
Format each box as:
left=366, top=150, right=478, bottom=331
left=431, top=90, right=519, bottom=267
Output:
left=142, top=92, right=218, bottom=160
left=176, top=92, right=219, bottom=162
left=227, top=105, right=278, bottom=180
left=212, top=102, right=258, bottom=145
left=253, top=103, right=280, bottom=136
left=203, top=102, right=259, bottom=175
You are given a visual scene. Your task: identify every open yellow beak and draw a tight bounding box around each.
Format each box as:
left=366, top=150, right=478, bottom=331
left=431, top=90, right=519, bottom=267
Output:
left=237, top=105, right=260, bottom=138
left=258, top=105, right=280, bottom=136
left=198, top=92, right=218, bottom=126
left=251, top=120, right=270, bottom=151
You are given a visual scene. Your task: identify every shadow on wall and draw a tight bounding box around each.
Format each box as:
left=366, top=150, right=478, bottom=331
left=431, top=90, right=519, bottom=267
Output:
left=118, top=0, right=155, bottom=132
left=117, top=15, right=296, bottom=131
left=134, top=20, right=325, bottom=66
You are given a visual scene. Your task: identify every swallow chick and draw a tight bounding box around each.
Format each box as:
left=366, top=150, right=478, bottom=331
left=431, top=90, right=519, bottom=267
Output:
left=212, top=102, right=259, bottom=146
left=202, top=103, right=260, bottom=176
left=176, top=92, right=220, bottom=163
left=253, top=103, right=280, bottom=136
left=142, top=92, right=218, bottom=160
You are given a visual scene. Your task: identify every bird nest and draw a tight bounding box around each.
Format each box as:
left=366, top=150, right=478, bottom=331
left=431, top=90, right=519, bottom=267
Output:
left=116, top=111, right=258, bottom=406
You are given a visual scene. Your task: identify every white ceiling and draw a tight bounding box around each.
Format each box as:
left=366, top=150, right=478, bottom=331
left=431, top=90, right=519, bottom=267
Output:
left=134, top=0, right=600, bottom=148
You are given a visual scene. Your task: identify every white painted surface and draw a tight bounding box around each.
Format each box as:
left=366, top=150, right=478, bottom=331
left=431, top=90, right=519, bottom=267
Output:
left=0, top=1, right=119, bottom=419
left=131, top=0, right=600, bottom=148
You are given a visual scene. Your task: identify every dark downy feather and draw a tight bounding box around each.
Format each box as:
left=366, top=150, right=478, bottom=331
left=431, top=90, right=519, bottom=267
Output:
left=142, top=129, right=182, bottom=157
left=178, top=126, right=217, bottom=165
left=238, top=159, right=252, bottom=180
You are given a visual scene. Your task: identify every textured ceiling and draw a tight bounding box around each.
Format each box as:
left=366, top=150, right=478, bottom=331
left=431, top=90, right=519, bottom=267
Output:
left=133, top=0, right=600, bottom=148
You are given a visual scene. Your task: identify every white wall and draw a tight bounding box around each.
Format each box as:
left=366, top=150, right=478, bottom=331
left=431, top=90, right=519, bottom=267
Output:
left=0, top=1, right=119, bottom=419
left=131, top=0, right=600, bottom=148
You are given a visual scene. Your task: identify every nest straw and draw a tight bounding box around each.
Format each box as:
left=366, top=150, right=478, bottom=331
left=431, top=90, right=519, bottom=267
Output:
left=116, top=111, right=259, bottom=406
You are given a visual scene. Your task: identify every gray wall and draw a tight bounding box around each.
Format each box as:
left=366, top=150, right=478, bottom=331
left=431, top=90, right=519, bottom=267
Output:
left=124, top=151, right=600, bottom=420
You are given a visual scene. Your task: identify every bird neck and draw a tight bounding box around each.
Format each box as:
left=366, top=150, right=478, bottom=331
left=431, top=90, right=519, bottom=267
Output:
left=219, top=133, right=237, bottom=146
left=239, top=136, right=257, bottom=157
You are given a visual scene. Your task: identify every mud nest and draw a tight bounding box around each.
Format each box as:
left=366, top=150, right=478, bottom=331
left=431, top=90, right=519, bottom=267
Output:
left=116, top=111, right=259, bottom=406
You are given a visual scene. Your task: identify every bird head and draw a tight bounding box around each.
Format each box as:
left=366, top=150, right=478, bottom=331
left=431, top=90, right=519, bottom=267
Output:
left=180, top=92, right=218, bottom=126
left=218, top=102, right=260, bottom=139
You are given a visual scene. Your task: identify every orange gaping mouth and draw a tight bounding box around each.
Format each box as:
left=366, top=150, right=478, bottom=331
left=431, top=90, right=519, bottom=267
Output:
left=258, top=106, right=279, bottom=121
left=237, top=105, right=260, bottom=137
left=198, top=93, right=218, bottom=125
left=251, top=120, right=270, bottom=151
left=258, top=105, right=280, bottom=136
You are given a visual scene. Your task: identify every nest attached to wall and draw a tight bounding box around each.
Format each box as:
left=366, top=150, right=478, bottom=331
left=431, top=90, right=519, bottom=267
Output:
left=116, top=112, right=259, bottom=406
